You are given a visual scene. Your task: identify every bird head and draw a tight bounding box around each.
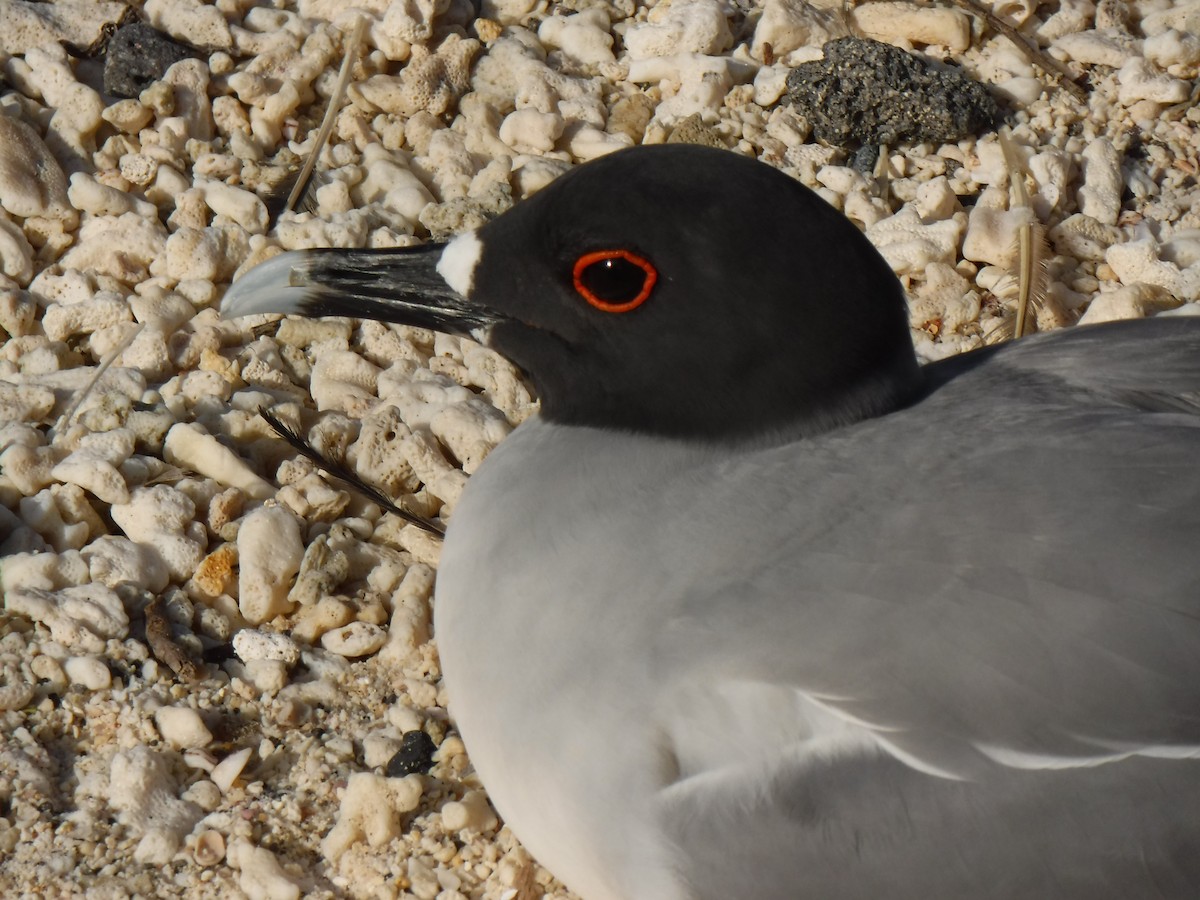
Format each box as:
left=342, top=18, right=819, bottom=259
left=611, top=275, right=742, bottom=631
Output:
left=222, top=145, right=920, bottom=442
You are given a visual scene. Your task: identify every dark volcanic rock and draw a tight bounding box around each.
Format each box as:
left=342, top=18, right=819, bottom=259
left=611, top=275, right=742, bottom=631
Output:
left=385, top=730, right=439, bottom=776
left=785, top=38, right=1001, bottom=153
left=104, top=22, right=194, bottom=98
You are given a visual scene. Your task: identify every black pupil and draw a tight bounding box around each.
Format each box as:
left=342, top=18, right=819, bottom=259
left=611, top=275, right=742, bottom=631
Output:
left=581, top=257, right=646, bottom=304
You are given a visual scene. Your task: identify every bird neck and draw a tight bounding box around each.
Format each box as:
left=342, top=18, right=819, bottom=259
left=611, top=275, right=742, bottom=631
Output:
left=538, top=348, right=924, bottom=448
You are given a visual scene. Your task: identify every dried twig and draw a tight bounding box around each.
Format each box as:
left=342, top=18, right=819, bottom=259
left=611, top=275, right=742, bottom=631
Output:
left=53, top=322, right=146, bottom=439
left=998, top=128, right=1051, bottom=340
left=145, top=596, right=202, bottom=682
left=279, top=16, right=368, bottom=219
left=941, top=0, right=1087, bottom=102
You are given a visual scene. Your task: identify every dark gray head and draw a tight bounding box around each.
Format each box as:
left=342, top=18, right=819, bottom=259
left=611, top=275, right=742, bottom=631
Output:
left=223, top=145, right=921, bottom=442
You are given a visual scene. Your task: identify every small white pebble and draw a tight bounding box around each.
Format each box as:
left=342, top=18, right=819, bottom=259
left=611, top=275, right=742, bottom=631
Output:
left=63, top=655, right=112, bottom=691
left=321, top=622, right=387, bottom=658
left=210, top=746, right=253, bottom=793
left=441, top=790, right=498, bottom=833
left=363, top=733, right=403, bottom=769
left=227, top=838, right=300, bottom=900
left=29, top=654, right=66, bottom=687
left=201, top=180, right=268, bottom=233
left=242, top=658, right=289, bottom=694
left=182, top=780, right=223, bottom=812
left=154, top=706, right=213, bottom=749
left=0, top=667, right=34, bottom=711
left=233, top=629, right=301, bottom=666
left=135, top=828, right=182, bottom=865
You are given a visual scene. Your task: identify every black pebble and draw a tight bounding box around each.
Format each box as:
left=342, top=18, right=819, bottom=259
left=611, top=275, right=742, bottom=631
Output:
left=201, top=642, right=237, bottom=664
left=850, top=144, right=880, bottom=173
left=785, top=38, right=1001, bottom=152
left=385, top=730, right=438, bottom=776
left=104, top=22, right=194, bottom=98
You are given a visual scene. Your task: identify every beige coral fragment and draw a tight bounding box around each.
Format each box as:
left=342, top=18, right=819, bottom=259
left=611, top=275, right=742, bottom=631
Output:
left=0, top=116, right=77, bottom=226
left=6, top=584, right=129, bottom=653
left=322, top=772, right=424, bottom=863
left=163, top=422, right=275, bottom=500
left=0, top=0, right=127, bottom=55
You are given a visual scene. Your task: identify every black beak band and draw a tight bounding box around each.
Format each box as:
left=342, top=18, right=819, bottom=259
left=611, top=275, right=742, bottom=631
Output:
left=221, top=244, right=502, bottom=335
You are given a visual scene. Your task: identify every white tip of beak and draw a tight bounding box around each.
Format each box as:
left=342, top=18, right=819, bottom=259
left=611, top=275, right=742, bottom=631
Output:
left=221, top=251, right=314, bottom=319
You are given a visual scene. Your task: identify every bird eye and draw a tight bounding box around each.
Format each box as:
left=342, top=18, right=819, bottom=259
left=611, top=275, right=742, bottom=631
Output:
left=572, top=250, right=657, bottom=313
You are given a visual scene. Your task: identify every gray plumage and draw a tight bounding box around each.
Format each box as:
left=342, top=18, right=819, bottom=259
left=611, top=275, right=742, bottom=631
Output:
left=436, top=319, right=1200, bottom=899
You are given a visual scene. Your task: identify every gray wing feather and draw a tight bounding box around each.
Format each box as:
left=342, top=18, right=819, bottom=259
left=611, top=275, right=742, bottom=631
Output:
left=657, top=319, right=1200, bottom=766
left=648, top=320, right=1200, bottom=897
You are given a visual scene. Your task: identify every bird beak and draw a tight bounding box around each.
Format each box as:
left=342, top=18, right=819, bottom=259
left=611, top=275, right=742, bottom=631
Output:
left=220, top=244, right=503, bottom=338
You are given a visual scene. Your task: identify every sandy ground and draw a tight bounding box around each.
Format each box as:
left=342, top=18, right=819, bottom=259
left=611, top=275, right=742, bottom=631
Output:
left=1, top=0, right=1198, bottom=897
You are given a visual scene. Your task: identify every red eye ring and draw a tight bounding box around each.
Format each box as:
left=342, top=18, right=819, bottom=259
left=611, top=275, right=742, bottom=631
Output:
left=572, top=249, right=658, bottom=313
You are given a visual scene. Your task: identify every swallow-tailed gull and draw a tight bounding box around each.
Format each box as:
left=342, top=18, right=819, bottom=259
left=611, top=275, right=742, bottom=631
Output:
left=223, top=145, right=1200, bottom=900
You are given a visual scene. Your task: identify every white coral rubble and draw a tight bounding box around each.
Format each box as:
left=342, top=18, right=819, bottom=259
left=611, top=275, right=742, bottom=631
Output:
left=1, top=0, right=1198, bottom=894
